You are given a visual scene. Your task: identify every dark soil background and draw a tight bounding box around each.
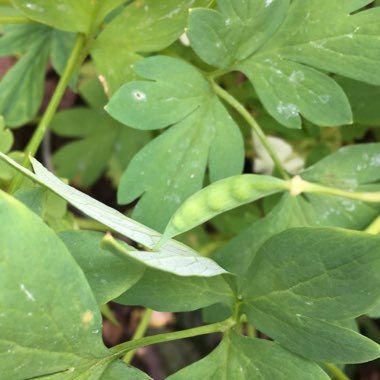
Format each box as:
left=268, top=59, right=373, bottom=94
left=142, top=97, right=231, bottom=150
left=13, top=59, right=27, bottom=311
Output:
left=2, top=56, right=380, bottom=380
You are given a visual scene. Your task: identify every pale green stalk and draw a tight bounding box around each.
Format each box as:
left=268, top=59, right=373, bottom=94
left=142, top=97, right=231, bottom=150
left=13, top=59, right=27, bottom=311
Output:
left=111, top=318, right=235, bottom=358
left=324, top=363, right=349, bottom=380
left=123, top=308, right=154, bottom=364
left=9, top=33, right=86, bottom=193
left=212, top=83, right=290, bottom=180
left=288, top=176, right=380, bottom=203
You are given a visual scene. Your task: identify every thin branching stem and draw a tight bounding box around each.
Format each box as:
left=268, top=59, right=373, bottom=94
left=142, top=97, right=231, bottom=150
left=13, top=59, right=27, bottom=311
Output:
left=123, top=308, right=154, bottom=364
left=111, top=318, right=235, bottom=358
left=9, top=33, right=86, bottom=193
left=212, top=82, right=290, bottom=180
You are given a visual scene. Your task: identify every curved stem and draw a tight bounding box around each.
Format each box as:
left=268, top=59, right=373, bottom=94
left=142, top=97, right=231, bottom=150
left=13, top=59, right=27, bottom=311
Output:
left=111, top=318, right=235, bottom=358
left=324, top=363, right=349, bottom=380
left=0, top=16, right=37, bottom=24
left=9, top=33, right=86, bottom=193
left=123, top=308, right=153, bottom=364
left=212, top=83, right=289, bottom=180
left=289, top=176, right=380, bottom=203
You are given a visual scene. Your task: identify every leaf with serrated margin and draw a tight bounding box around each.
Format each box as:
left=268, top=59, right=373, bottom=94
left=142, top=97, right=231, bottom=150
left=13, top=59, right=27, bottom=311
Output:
left=0, top=152, right=227, bottom=277
left=106, top=56, right=244, bottom=231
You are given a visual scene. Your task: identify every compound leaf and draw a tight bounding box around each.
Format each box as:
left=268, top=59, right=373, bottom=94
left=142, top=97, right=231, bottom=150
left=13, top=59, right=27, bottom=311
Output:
left=51, top=81, right=151, bottom=187
left=107, top=56, right=244, bottom=231
left=92, top=0, right=211, bottom=95
left=0, top=25, right=76, bottom=127
left=189, top=0, right=380, bottom=128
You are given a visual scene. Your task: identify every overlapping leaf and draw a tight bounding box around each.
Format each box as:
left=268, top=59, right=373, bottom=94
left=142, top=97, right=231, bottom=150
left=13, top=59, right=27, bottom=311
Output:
left=106, top=56, right=244, bottom=231
left=337, top=77, right=380, bottom=126
left=189, top=0, right=380, bottom=128
left=0, top=191, right=149, bottom=379
left=169, top=331, right=329, bottom=379
left=0, top=152, right=227, bottom=277
left=51, top=80, right=151, bottom=187
left=92, top=0, right=211, bottom=95
left=214, top=143, right=380, bottom=280
left=116, top=267, right=233, bottom=312
left=0, top=24, right=75, bottom=127
left=11, top=0, right=125, bottom=33
left=241, top=228, right=380, bottom=363
left=60, top=231, right=145, bottom=305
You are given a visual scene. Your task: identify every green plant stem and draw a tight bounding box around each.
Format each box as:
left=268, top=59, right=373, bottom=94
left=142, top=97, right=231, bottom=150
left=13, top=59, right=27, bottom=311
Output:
left=0, top=16, right=36, bottom=24
left=100, top=304, right=119, bottom=326
left=111, top=318, right=235, bottom=358
left=289, top=176, right=380, bottom=203
left=365, top=214, right=380, bottom=234
left=212, top=83, right=289, bottom=180
left=9, top=33, right=86, bottom=193
left=123, top=308, right=153, bottom=364
left=324, top=363, right=349, bottom=380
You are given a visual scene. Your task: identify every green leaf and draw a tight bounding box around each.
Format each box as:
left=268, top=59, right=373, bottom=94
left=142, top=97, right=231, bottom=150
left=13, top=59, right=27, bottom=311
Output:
left=241, top=228, right=380, bottom=363
left=0, top=25, right=50, bottom=127
left=107, top=56, right=244, bottom=231
left=0, top=25, right=76, bottom=127
left=336, top=77, right=380, bottom=126
left=214, top=143, right=380, bottom=280
left=116, top=268, right=233, bottom=312
left=302, top=143, right=380, bottom=187
left=51, top=106, right=150, bottom=187
left=101, top=234, right=227, bottom=277
left=0, top=190, right=149, bottom=378
left=169, top=331, right=329, bottom=379
left=11, top=0, right=125, bottom=33
left=0, top=152, right=227, bottom=277
left=59, top=231, right=145, bottom=305
left=92, top=0, right=211, bottom=95
left=190, top=0, right=380, bottom=128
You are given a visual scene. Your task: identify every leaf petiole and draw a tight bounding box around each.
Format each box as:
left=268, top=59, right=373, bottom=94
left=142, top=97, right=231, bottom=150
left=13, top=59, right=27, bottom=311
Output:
left=123, top=308, right=153, bottom=364
left=110, top=318, right=236, bottom=358
left=212, top=82, right=290, bottom=180
left=289, top=175, right=380, bottom=203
